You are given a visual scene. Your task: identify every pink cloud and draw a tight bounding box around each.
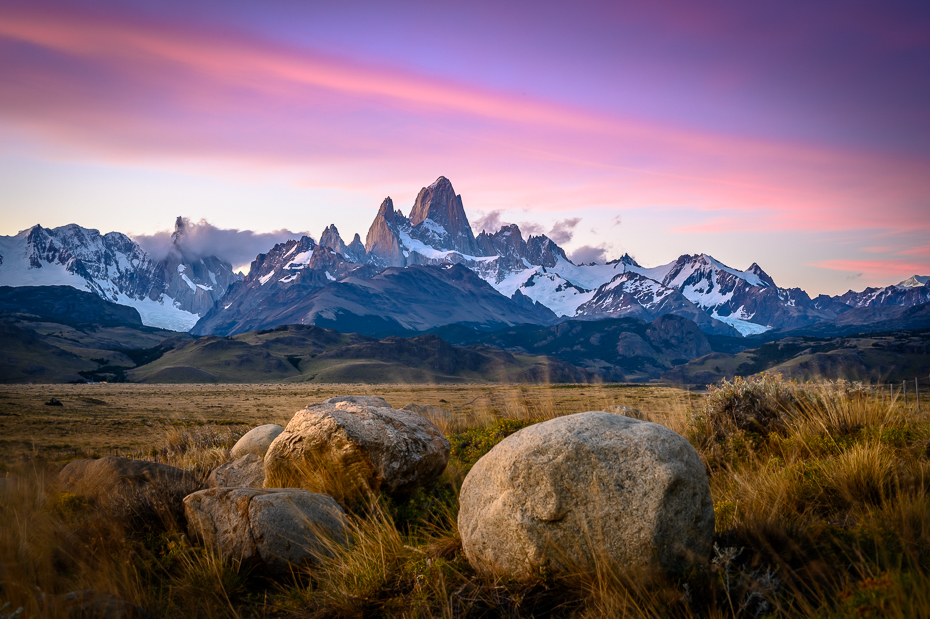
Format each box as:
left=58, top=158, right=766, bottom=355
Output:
left=815, top=259, right=930, bottom=278
left=0, top=2, right=929, bottom=241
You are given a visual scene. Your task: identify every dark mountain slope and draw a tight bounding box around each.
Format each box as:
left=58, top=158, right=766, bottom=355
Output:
left=432, top=314, right=714, bottom=381
left=663, top=330, right=930, bottom=385
left=193, top=264, right=557, bottom=337
left=127, top=324, right=590, bottom=384
left=0, top=285, right=143, bottom=327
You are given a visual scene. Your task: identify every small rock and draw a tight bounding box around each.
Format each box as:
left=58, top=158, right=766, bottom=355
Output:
left=58, top=457, right=200, bottom=529
left=458, top=411, right=714, bottom=580
left=230, top=424, right=285, bottom=459
left=45, top=397, right=63, bottom=407
left=207, top=454, right=265, bottom=489
left=184, top=487, right=348, bottom=575
left=264, top=399, right=449, bottom=502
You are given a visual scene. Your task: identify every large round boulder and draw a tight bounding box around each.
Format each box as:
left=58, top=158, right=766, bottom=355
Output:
left=458, top=412, right=714, bottom=580
left=264, top=399, right=450, bottom=502
left=184, top=487, right=347, bottom=575
left=230, top=424, right=285, bottom=459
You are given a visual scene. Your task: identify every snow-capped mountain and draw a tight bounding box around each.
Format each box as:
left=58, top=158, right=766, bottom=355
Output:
left=191, top=234, right=378, bottom=335
left=212, top=183, right=925, bottom=337
left=9, top=176, right=925, bottom=339
left=835, top=275, right=930, bottom=309
left=0, top=219, right=240, bottom=331
left=574, top=271, right=741, bottom=336
left=898, top=275, right=930, bottom=288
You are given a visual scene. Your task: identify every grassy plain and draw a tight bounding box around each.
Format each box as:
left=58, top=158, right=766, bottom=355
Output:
left=2, top=378, right=929, bottom=618
left=0, top=382, right=695, bottom=465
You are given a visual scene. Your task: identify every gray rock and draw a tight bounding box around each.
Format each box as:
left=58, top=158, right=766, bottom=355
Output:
left=184, top=487, right=347, bottom=575
left=264, top=400, right=450, bottom=502
left=323, top=395, right=391, bottom=408
left=58, top=457, right=198, bottom=504
left=207, top=454, right=265, bottom=489
left=230, top=424, right=285, bottom=459
left=458, top=411, right=714, bottom=580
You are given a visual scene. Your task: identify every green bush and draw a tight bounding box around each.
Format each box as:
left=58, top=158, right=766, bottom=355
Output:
left=448, top=418, right=533, bottom=471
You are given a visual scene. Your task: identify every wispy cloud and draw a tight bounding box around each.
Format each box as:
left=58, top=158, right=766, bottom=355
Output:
left=1, top=2, right=928, bottom=238
left=569, top=244, right=610, bottom=265
left=134, top=218, right=308, bottom=271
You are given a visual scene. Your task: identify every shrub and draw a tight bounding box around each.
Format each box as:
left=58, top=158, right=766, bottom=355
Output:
left=691, top=374, right=807, bottom=448
left=448, top=418, right=533, bottom=471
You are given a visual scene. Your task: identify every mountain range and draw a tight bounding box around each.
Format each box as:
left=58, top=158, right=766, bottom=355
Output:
left=1, top=176, right=927, bottom=339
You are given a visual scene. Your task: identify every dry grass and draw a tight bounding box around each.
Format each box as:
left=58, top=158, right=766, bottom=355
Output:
left=0, top=382, right=692, bottom=464
left=2, top=378, right=929, bottom=617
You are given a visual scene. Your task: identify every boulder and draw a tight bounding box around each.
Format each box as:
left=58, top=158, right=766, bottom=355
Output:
left=207, top=454, right=265, bottom=489
left=230, top=424, right=285, bottom=459
left=58, top=457, right=199, bottom=504
left=184, top=488, right=347, bottom=575
left=264, top=400, right=450, bottom=502
left=458, top=412, right=714, bottom=580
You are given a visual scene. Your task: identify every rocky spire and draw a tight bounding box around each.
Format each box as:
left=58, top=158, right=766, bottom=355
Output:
left=408, top=177, right=478, bottom=255
left=320, top=224, right=348, bottom=256
left=364, top=197, right=406, bottom=267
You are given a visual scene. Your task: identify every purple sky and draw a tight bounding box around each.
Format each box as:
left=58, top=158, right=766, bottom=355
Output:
left=1, top=0, right=928, bottom=294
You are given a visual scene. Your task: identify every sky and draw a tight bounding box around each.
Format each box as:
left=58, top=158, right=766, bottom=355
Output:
left=1, top=0, right=928, bottom=295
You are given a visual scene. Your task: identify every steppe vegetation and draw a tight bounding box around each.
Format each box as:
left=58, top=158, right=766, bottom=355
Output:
left=1, top=379, right=928, bottom=617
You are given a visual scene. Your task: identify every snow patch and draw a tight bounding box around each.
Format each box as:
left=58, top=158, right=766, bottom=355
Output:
left=114, top=293, right=200, bottom=332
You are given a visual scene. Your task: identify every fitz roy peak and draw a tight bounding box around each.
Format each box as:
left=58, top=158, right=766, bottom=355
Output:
left=0, top=217, right=240, bottom=331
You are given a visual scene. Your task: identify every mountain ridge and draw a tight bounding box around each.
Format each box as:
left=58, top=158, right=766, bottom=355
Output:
left=2, top=176, right=927, bottom=338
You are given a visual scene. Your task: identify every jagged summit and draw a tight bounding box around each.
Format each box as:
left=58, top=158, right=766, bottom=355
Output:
left=898, top=275, right=930, bottom=288
left=0, top=221, right=240, bottom=331
left=408, top=176, right=479, bottom=256
left=321, top=224, right=366, bottom=264
left=608, top=253, right=640, bottom=267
